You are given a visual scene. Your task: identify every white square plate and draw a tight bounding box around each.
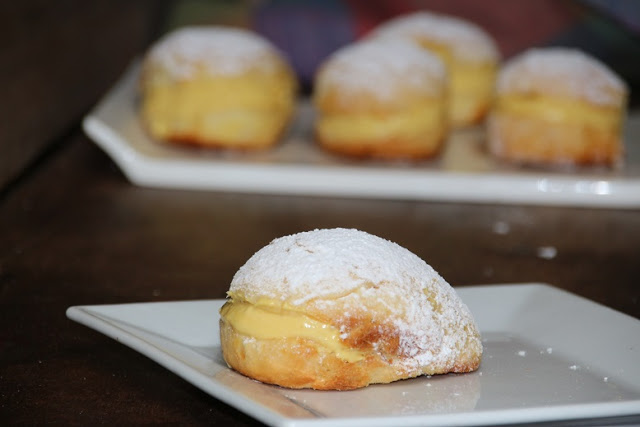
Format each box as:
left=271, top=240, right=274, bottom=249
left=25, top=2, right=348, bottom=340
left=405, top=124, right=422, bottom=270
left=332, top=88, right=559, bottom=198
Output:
left=83, top=63, right=640, bottom=208
left=67, top=283, right=640, bottom=426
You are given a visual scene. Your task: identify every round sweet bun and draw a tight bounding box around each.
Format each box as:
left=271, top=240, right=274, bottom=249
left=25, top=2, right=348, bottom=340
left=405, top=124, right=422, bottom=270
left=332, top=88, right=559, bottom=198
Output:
left=313, top=39, right=448, bottom=160
left=219, top=228, right=482, bottom=390
left=139, top=26, right=297, bottom=149
left=371, top=11, right=500, bottom=128
left=487, top=47, right=628, bottom=167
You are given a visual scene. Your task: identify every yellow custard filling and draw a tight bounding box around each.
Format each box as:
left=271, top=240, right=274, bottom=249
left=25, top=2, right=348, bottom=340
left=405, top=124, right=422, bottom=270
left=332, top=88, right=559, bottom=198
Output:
left=220, top=300, right=365, bottom=362
left=141, top=71, right=295, bottom=145
left=316, top=102, right=446, bottom=144
left=415, top=40, right=495, bottom=125
left=495, top=95, right=622, bottom=129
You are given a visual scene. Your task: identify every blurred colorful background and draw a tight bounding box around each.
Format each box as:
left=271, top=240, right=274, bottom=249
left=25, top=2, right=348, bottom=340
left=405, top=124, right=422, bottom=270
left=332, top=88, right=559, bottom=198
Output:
left=161, top=0, right=639, bottom=105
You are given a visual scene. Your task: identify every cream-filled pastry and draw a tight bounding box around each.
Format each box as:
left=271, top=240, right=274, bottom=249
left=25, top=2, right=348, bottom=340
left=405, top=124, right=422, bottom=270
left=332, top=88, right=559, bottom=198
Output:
left=219, top=228, right=482, bottom=390
left=487, top=47, right=628, bottom=167
left=139, top=26, right=297, bottom=149
left=313, top=38, right=448, bottom=160
left=371, top=11, right=500, bottom=128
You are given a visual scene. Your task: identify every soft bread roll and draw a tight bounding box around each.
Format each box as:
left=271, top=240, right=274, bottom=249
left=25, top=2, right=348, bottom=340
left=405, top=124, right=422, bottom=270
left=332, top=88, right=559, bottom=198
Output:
left=487, top=48, right=628, bottom=167
left=313, top=39, right=448, bottom=160
left=371, top=11, right=500, bottom=128
left=139, top=26, right=297, bottom=149
left=219, top=228, right=482, bottom=390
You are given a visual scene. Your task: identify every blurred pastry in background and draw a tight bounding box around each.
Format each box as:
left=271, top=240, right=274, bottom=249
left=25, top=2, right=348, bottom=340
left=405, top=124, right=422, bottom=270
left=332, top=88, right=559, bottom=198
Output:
left=139, top=26, right=297, bottom=150
left=487, top=47, right=628, bottom=168
left=313, top=38, right=447, bottom=160
left=370, top=11, right=500, bottom=128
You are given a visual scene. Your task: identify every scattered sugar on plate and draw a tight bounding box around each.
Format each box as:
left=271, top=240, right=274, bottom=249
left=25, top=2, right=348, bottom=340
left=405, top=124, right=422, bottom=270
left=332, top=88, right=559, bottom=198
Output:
left=517, top=350, right=527, bottom=357
left=537, top=246, right=557, bottom=260
left=492, top=221, right=510, bottom=235
left=569, top=364, right=580, bottom=371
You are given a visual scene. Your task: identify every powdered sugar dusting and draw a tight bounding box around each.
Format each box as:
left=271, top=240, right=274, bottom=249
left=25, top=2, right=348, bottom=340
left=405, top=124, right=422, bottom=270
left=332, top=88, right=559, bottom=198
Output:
left=316, top=38, right=446, bottom=100
left=229, top=228, right=481, bottom=374
left=232, top=228, right=441, bottom=304
left=146, top=26, right=283, bottom=79
left=372, top=11, right=500, bottom=62
left=497, top=48, right=628, bottom=106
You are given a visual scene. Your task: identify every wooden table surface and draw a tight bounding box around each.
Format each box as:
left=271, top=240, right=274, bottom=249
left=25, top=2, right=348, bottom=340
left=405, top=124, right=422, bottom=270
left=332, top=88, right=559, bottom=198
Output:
left=1, top=127, right=639, bottom=425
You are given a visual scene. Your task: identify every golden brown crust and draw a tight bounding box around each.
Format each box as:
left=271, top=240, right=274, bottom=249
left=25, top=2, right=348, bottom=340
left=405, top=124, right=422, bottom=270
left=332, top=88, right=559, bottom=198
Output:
left=315, top=130, right=445, bottom=160
left=487, top=112, right=623, bottom=167
left=220, top=318, right=481, bottom=391
left=142, top=118, right=291, bottom=151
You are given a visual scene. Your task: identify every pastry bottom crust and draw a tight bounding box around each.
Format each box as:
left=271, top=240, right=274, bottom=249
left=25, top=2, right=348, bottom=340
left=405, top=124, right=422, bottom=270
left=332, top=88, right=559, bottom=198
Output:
left=314, top=106, right=447, bottom=160
left=317, top=133, right=445, bottom=160
left=219, top=319, right=481, bottom=390
left=487, top=113, right=623, bottom=167
left=142, top=109, right=292, bottom=150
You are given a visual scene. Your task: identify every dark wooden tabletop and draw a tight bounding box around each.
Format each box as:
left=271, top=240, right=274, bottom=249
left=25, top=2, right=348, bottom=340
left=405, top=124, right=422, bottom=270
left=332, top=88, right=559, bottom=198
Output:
left=2, top=2, right=640, bottom=425
left=2, top=127, right=639, bottom=425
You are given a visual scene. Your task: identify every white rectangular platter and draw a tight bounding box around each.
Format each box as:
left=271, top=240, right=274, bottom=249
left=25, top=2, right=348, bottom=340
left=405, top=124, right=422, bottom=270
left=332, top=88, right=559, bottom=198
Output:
left=66, top=283, right=640, bottom=426
left=83, top=63, right=640, bottom=208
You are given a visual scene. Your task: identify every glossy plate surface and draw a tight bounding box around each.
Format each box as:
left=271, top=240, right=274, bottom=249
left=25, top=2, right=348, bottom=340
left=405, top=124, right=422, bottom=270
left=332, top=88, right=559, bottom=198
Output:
left=83, top=63, right=640, bottom=208
left=67, top=283, right=640, bottom=426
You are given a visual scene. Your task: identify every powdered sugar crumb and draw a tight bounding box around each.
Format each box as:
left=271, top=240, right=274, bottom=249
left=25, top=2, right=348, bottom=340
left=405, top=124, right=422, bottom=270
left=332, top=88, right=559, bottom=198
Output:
left=146, top=26, right=284, bottom=79
left=569, top=364, right=580, bottom=371
left=537, top=246, right=557, bottom=260
left=492, top=221, right=510, bottom=235
left=497, top=47, right=628, bottom=107
left=372, top=11, right=500, bottom=62
left=517, top=350, right=527, bottom=357
left=316, top=38, right=446, bottom=100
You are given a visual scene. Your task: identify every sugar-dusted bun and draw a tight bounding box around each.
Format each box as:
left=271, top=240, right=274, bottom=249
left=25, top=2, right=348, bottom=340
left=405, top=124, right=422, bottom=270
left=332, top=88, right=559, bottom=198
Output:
left=313, top=39, right=448, bottom=160
left=371, top=11, right=500, bottom=127
left=219, top=228, right=482, bottom=390
left=487, top=47, right=628, bottom=167
left=139, top=26, right=297, bottom=149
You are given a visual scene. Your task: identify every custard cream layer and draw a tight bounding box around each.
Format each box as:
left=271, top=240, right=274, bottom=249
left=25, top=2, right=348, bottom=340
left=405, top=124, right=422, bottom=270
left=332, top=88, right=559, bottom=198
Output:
left=495, top=95, right=622, bottom=129
left=220, top=300, right=365, bottom=362
left=142, top=72, right=295, bottom=145
left=416, top=41, right=495, bottom=124
left=316, top=103, right=446, bottom=144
